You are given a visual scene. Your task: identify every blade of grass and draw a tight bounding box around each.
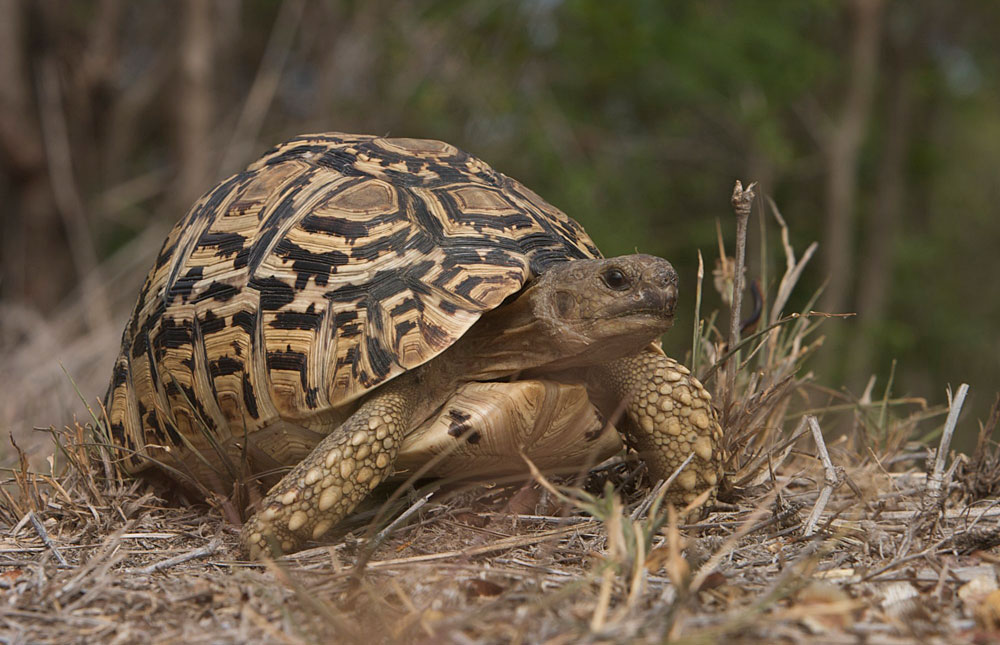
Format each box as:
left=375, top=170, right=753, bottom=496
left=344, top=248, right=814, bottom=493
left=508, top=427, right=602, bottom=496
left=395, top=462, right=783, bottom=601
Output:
left=692, top=250, right=705, bottom=377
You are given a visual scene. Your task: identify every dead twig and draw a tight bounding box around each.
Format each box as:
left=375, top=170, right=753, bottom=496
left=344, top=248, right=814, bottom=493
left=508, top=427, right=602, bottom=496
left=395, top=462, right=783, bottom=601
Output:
left=27, top=511, right=68, bottom=566
left=802, top=416, right=844, bottom=536
left=374, top=492, right=434, bottom=543
left=219, top=0, right=305, bottom=174
left=924, top=383, right=969, bottom=511
left=36, top=59, right=110, bottom=333
left=766, top=197, right=820, bottom=324
left=725, top=180, right=756, bottom=407
left=356, top=524, right=596, bottom=571
left=126, top=537, right=223, bottom=575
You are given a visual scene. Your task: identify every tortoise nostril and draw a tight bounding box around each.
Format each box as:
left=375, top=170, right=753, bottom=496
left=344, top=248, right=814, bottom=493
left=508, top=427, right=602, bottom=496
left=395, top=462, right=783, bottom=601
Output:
left=644, top=261, right=677, bottom=289
left=637, top=282, right=677, bottom=314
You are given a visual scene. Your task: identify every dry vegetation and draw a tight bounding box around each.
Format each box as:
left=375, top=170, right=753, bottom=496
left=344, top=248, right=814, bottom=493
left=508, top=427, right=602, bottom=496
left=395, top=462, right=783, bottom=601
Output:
left=3, top=192, right=1000, bottom=645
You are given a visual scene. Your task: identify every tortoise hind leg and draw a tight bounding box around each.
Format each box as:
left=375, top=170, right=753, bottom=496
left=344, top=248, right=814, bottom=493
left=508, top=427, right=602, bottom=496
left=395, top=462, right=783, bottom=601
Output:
left=239, top=376, right=418, bottom=559
left=592, top=347, right=723, bottom=505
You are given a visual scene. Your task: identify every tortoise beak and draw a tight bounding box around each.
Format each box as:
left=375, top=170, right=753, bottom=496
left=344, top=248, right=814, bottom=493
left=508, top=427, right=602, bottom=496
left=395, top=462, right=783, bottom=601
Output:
left=638, top=262, right=678, bottom=319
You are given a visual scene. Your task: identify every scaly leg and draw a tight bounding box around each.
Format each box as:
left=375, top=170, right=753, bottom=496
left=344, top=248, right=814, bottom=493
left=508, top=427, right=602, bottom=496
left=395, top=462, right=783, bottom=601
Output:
left=593, top=348, right=723, bottom=504
left=239, top=377, right=417, bottom=559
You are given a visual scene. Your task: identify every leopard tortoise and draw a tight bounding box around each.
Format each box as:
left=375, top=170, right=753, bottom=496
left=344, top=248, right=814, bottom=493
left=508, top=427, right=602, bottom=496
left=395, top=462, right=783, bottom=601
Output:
left=104, top=132, right=723, bottom=559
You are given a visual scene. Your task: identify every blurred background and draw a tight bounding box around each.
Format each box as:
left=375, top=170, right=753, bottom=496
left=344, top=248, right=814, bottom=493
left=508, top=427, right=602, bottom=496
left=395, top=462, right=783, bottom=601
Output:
left=1, top=0, right=997, bottom=464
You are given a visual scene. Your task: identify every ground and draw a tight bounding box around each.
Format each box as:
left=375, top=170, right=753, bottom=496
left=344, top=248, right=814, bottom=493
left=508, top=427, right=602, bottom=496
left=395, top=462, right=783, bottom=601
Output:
left=4, top=417, right=1000, bottom=644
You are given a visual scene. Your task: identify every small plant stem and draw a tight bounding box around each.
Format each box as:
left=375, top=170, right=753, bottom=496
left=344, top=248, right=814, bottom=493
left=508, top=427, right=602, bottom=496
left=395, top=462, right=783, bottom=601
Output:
left=726, top=181, right=756, bottom=406
left=924, top=383, right=969, bottom=509
left=591, top=564, right=614, bottom=632
left=692, top=250, right=705, bottom=377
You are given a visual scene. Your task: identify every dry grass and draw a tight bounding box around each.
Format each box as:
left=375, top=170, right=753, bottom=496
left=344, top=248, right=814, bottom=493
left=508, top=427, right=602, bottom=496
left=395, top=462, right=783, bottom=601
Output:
left=5, top=410, right=1000, bottom=644
left=3, top=191, right=1000, bottom=644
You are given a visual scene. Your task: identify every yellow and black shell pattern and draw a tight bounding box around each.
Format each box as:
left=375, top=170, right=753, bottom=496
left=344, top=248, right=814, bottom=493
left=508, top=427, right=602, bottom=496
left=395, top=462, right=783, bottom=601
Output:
left=105, top=133, right=602, bottom=473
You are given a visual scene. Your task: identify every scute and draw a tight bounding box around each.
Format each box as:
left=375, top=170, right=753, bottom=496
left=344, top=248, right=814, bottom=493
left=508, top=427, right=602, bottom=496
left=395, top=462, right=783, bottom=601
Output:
left=321, top=179, right=398, bottom=215
left=376, top=137, right=458, bottom=156
left=106, top=132, right=601, bottom=474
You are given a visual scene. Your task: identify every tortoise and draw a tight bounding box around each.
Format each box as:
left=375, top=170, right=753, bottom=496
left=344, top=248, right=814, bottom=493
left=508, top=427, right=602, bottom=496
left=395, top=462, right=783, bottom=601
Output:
left=104, top=132, right=723, bottom=559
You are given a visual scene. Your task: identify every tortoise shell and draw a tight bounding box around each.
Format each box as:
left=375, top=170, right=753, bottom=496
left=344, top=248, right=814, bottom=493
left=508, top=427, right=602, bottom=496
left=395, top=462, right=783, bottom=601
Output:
left=105, top=133, right=603, bottom=472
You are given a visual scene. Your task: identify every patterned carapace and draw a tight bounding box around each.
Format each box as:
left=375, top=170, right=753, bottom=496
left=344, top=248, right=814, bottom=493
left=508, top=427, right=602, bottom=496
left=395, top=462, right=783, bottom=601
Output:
left=104, top=133, right=602, bottom=475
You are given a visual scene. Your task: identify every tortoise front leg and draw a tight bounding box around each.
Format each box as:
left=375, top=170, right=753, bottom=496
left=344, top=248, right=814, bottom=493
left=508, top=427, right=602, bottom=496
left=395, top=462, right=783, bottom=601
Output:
left=240, top=377, right=418, bottom=559
left=593, top=348, right=723, bottom=504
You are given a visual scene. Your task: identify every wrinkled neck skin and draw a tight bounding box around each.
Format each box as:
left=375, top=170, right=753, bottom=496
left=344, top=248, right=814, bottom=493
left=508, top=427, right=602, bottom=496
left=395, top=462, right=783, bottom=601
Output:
left=402, top=286, right=554, bottom=429
left=430, top=268, right=672, bottom=385
left=432, top=280, right=566, bottom=383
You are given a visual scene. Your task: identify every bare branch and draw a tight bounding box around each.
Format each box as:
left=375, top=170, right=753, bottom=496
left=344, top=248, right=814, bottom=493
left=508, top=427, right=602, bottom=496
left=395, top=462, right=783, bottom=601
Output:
left=219, top=0, right=305, bottom=174
left=37, top=59, right=111, bottom=332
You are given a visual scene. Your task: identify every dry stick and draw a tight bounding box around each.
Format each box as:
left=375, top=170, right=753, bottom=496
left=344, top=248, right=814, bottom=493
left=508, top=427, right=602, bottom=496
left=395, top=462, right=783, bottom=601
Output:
left=860, top=532, right=956, bottom=583
left=802, top=416, right=843, bottom=536
left=275, top=519, right=600, bottom=571
left=219, top=0, right=305, bottom=174
left=126, top=537, right=222, bottom=575
left=726, top=181, right=756, bottom=408
left=348, top=524, right=593, bottom=571
left=36, top=59, right=110, bottom=333
left=502, top=514, right=593, bottom=525
left=961, top=499, right=1000, bottom=536
left=374, top=492, right=434, bottom=543
left=10, top=511, right=33, bottom=536
left=862, top=507, right=1000, bottom=523
left=897, top=383, right=970, bottom=557
left=27, top=511, right=68, bottom=566
left=924, top=383, right=969, bottom=510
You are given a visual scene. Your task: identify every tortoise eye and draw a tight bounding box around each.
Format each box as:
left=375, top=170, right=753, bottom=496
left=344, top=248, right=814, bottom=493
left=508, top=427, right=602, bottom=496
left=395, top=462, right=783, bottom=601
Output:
left=602, top=268, right=629, bottom=291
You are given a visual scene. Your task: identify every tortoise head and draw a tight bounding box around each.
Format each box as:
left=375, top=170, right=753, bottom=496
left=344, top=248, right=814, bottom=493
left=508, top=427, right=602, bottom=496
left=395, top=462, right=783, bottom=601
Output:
left=530, top=254, right=678, bottom=364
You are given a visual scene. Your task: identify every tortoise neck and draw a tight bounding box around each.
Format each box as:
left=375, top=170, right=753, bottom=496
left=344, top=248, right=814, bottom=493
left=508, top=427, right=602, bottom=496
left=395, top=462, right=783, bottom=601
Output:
left=433, top=282, right=566, bottom=382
